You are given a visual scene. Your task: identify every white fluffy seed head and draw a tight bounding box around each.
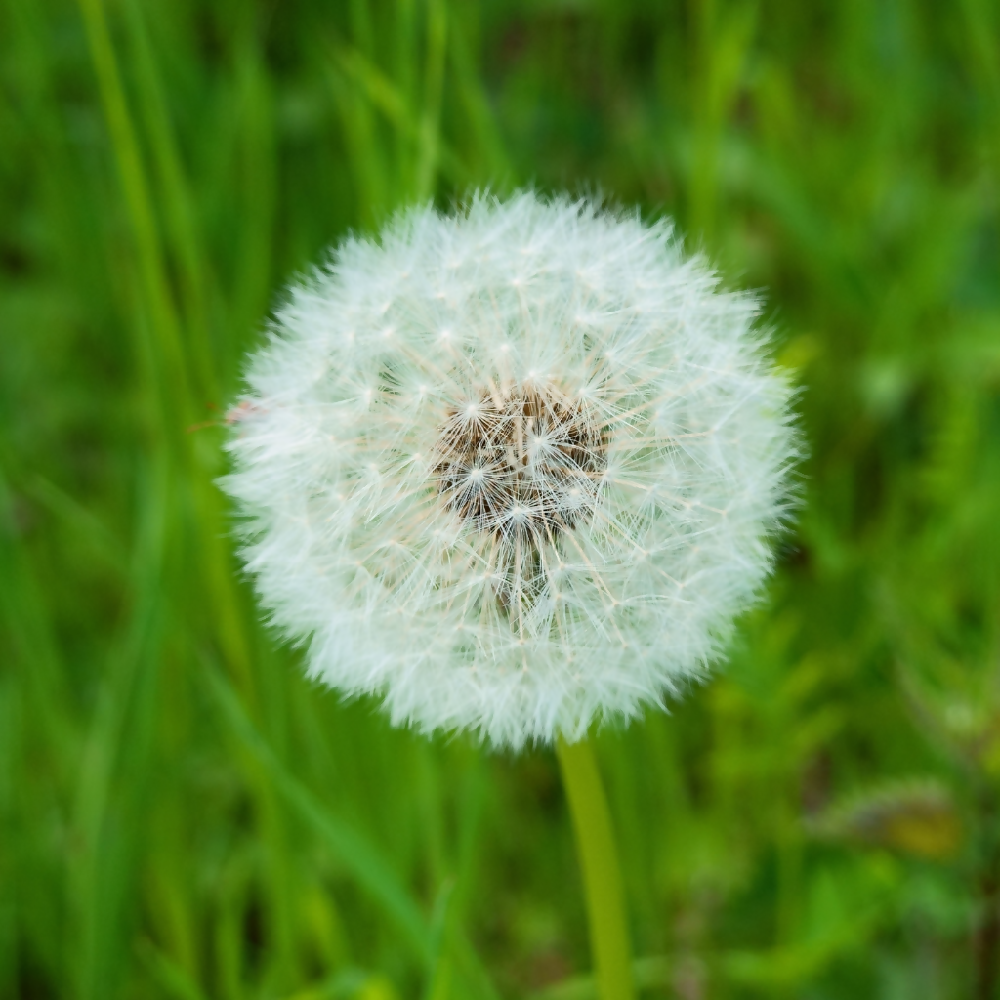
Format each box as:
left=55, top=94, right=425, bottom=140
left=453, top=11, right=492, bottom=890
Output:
left=223, top=191, right=799, bottom=750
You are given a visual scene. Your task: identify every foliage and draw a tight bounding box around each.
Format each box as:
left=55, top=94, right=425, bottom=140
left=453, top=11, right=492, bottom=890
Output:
left=2, top=0, right=1000, bottom=997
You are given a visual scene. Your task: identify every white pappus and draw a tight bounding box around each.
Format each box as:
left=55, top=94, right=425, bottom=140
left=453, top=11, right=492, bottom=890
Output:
left=223, top=191, right=799, bottom=750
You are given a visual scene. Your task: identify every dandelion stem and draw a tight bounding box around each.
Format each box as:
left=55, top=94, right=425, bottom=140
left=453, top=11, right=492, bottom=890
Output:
left=556, top=735, right=635, bottom=1000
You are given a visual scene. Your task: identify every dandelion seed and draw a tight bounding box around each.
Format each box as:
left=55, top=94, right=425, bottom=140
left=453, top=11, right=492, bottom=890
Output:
left=223, top=191, right=798, bottom=749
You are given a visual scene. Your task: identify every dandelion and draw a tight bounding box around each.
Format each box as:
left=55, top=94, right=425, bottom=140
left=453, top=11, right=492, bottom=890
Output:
left=224, top=191, right=798, bottom=1000
left=224, top=191, right=797, bottom=750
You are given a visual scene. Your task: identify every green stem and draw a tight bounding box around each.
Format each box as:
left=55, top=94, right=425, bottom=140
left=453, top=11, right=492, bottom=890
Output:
left=556, top=736, right=636, bottom=1000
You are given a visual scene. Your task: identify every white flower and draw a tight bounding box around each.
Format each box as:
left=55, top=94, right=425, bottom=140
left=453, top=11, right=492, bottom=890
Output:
left=224, top=191, right=798, bottom=750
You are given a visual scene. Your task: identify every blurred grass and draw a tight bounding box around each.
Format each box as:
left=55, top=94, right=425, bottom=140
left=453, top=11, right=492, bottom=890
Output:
left=3, top=0, right=1000, bottom=997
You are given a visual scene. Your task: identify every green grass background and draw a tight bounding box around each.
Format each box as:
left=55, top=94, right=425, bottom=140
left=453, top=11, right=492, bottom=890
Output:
left=3, top=0, right=1000, bottom=997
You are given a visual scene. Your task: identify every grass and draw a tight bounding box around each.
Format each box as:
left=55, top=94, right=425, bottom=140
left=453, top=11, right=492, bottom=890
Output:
left=3, top=0, right=1000, bottom=996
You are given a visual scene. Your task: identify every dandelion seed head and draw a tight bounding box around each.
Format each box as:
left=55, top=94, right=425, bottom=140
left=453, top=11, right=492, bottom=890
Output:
left=224, top=191, right=799, bottom=749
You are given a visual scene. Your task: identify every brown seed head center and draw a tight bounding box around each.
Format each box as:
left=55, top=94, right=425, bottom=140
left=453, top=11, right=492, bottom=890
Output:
left=434, top=384, right=606, bottom=545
